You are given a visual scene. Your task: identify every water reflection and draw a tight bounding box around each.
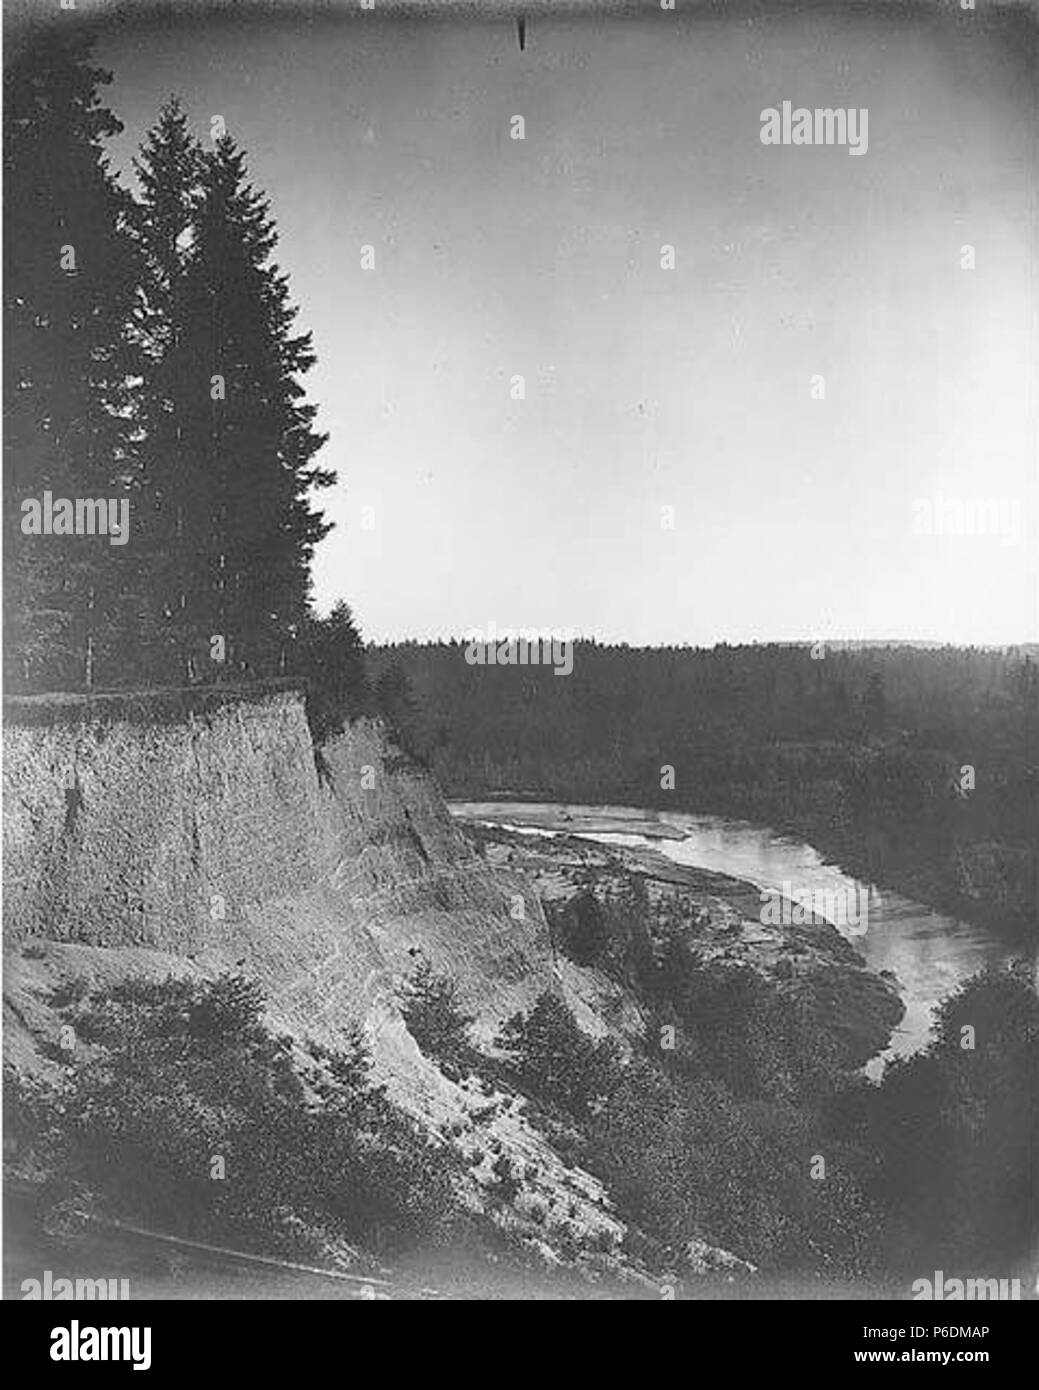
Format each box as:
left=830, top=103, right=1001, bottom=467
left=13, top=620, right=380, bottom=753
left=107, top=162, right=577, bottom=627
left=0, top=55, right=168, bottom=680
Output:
left=450, top=801, right=1015, bottom=1070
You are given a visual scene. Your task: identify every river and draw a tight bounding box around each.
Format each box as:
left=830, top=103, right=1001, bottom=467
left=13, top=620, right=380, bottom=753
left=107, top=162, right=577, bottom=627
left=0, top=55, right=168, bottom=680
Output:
left=449, top=800, right=1019, bottom=1070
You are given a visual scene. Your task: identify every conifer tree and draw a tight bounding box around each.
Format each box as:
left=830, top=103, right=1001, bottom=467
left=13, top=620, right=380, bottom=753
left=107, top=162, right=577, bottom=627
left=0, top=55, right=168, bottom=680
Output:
left=129, top=97, right=206, bottom=682
left=3, top=31, right=142, bottom=691
left=138, top=130, right=334, bottom=680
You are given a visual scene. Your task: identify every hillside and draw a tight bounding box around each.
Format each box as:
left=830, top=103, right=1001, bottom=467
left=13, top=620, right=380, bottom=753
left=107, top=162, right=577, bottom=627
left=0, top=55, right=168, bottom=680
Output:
left=3, top=684, right=906, bottom=1287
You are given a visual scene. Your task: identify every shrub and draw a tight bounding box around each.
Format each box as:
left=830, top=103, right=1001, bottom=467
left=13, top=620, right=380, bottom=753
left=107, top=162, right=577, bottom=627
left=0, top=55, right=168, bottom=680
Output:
left=870, top=963, right=1038, bottom=1268
left=47, top=977, right=90, bottom=1009
left=398, top=959, right=475, bottom=1073
left=553, top=891, right=611, bottom=967
left=490, top=1153, right=521, bottom=1203
left=16, top=973, right=461, bottom=1257
left=496, top=993, right=623, bottom=1120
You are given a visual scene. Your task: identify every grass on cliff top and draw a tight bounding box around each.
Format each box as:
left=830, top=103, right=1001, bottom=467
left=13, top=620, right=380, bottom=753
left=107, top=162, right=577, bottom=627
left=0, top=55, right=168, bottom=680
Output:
left=3, top=677, right=307, bottom=728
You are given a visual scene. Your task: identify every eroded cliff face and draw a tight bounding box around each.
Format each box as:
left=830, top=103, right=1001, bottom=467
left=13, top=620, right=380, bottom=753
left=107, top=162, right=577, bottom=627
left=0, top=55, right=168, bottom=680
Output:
left=4, top=687, right=550, bottom=1012
left=3, top=687, right=630, bottom=1262
left=6, top=689, right=322, bottom=950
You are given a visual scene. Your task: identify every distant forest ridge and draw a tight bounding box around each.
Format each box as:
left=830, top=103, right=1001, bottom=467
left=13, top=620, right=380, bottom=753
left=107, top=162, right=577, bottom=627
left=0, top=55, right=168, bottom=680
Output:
left=366, top=640, right=1038, bottom=942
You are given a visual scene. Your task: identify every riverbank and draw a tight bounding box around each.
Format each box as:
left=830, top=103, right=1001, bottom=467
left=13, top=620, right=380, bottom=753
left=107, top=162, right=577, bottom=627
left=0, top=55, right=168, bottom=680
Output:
left=451, top=800, right=907, bottom=1074
left=449, top=800, right=1017, bottom=1067
left=369, top=642, right=1037, bottom=947
left=447, top=792, right=1034, bottom=951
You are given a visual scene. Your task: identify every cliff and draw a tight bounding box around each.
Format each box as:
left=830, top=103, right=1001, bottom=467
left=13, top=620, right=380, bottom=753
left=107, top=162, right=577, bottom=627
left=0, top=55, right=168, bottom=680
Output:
left=3, top=684, right=630, bottom=1265
left=3, top=684, right=903, bottom=1284
left=5, top=683, right=566, bottom=1010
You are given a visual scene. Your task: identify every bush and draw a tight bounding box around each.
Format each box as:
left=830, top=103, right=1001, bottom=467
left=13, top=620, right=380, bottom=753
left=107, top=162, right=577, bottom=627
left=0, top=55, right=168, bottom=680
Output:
left=398, top=959, right=475, bottom=1073
left=553, top=891, right=611, bottom=967
left=870, top=963, right=1038, bottom=1268
left=585, top=1058, right=878, bottom=1274
left=496, top=993, right=623, bottom=1120
left=669, top=956, right=844, bottom=1102
left=14, top=973, right=462, bottom=1257
left=490, top=990, right=880, bottom=1275
left=490, top=1153, right=521, bottom=1203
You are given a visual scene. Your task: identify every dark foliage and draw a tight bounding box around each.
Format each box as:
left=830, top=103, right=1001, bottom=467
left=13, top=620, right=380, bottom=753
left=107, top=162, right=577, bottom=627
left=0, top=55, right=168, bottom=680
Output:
left=9, top=974, right=461, bottom=1257
left=294, top=601, right=371, bottom=743
left=868, top=964, right=1038, bottom=1269
left=5, top=50, right=336, bottom=696
left=398, top=958, right=476, bottom=1076
left=3, top=30, right=143, bottom=691
left=369, top=640, right=1038, bottom=939
left=498, top=993, right=623, bottom=1122
left=494, top=990, right=880, bottom=1274
left=550, top=891, right=612, bottom=968
left=131, top=110, right=334, bottom=684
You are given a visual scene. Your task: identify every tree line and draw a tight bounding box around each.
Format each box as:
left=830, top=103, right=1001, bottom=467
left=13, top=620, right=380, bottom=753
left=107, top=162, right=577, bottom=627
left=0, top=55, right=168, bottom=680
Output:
left=4, top=29, right=341, bottom=695
left=368, top=640, right=1038, bottom=939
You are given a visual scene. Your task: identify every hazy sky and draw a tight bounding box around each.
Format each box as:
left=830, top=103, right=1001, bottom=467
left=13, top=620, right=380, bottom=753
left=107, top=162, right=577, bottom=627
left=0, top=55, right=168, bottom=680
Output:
left=84, top=3, right=1037, bottom=645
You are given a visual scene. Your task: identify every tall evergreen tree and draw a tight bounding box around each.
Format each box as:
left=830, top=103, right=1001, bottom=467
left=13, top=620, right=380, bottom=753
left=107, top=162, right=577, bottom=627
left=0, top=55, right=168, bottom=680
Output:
left=3, top=31, right=142, bottom=691
left=136, top=129, right=334, bottom=681
left=129, top=97, right=206, bottom=682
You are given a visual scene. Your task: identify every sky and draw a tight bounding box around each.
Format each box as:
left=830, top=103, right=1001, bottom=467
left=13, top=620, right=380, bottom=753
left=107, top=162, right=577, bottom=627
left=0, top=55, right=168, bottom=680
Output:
left=56, top=2, right=1039, bottom=645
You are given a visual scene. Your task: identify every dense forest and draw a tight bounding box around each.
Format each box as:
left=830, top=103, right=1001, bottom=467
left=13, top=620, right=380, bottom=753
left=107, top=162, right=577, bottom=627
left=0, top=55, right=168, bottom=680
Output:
left=3, top=30, right=353, bottom=702
left=369, top=640, right=1038, bottom=940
